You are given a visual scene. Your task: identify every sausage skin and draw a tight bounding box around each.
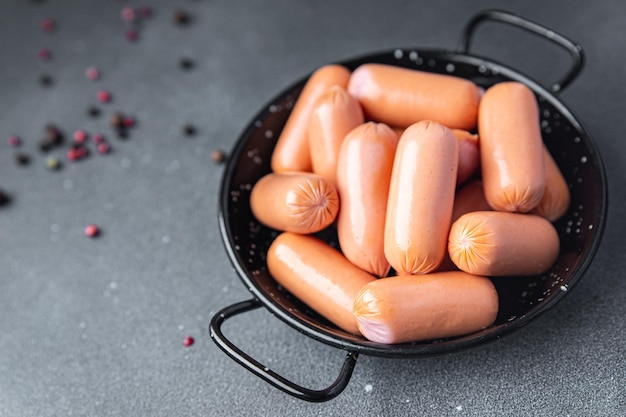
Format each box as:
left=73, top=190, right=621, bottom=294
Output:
left=448, top=211, right=560, bottom=276
left=308, top=85, right=365, bottom=187
left=267, top=232, right=377, bottom=335
left=271, top=64, right=351, bottom=173
left=478, top=81, right=545, bottom=213
left=348, top=63, right=481, bottom=131
left=532, top=145, right=571, bottom=221
left=250, top=172, right=339, bottom=234
left=353, top=272, right=499, bottom=344
left=336, top=122, right=399, bottom=277
left=384, top=120, right=458, bottom=274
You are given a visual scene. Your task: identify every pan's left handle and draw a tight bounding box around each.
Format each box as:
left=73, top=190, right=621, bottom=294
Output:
left=209, top=298, right=359, bottom=402
left=458, top=9, right=584, bottom=93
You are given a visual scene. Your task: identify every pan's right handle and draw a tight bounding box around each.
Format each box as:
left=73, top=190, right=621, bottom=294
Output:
left=209, top=298, right=359, bottom=402
left=458, top=9, right=585, bottom=93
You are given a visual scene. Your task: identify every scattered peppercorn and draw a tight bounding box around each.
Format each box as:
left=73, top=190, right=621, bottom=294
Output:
left=39, top=73, right=53, bottom=87
left=96, top=142, right=111, bottom=154
left=85, top=66, right=100, bottom=81
left=121, top=7, right=136, bottom=22
left=92, top=133, right=105, bottom=144
left=173, top=9, right=191, bottom=25
left=122, top=116, right=135, bottom=128
left=14, top=153, right=31, bottom=166
left=0, top=189, right=10, bottom=206
left=97, top=90, right=111, bottom=103
left=84, top=224, right=100, bottom=238
left=87, top=106, right=101, bottom=118
left=46, top=157, right=61, bottom=170
left=7, top=135, right=21, bottom=147
left=179, top=57, right=194, bottom=70
left=211, top=149, right=226, bottom=163
left=38, top=48, right=52, bottom=62
left=40, top=18, right=55, bottom=32
left=109, top=112, right=124, bottom=129
left=125, top=29, right=138, bottom=42
left=73, top=130, right=88, bottom=144
left=182, top=124, right=196, bottom=136
left=183, top=336, right=195, bottom=347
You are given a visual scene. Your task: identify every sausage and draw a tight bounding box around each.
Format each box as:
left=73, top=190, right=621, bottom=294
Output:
left=448, top=211, right=560, bottom=276
left=347, top=63, right=481, bottom=131
left=384, top=120, right=458, bottom=274
left=437, top=180, right=492, bottom=272
left=450, top=180, right=491, bottom=223
left=478, top=81, right=545, bottom=212
left=267, top=232, right=377, bottom=335
left=451, top=129, right=480, bottom=186
left=336, top=122, right=399, bottom=277
left=394, top=127, right=479, bottom=187
left=271, top=65, right=351, bottom=173
left=353, top=271, right=499, bottom=344
left=250, top=172, right=339, bottom=234
left=308, top=85, right=365, bottom=187
left=532, top=145, right=571, bottom=221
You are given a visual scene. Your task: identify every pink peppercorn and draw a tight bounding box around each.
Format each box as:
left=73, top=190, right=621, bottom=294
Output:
left=73, top=130, right=88, bottom=144
left=7, top=135, right=21, bottom=147
left=92, top=133, right=105, bottom=144
left=138, top=7, right=153, bottom=18
left=96, top=90, right=111, bottom=103
left=41, top=18, right=55, bottom=32
left=122, top=116, right=135, bottom=128
left=96, top=143, right=110, bottom=154
left=183, top=336, right=194, bottom=347
left=85, top=66, right=100, bottom=81
left=84, top=224, right=100, bottom=238
left=38, top=49, right=52, bottom=62
left=125, top=29, right=138, bottom=42
left=121, top=7, right=136, bottom=22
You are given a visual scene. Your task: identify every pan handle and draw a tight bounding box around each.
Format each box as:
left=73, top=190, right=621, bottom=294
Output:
left=458, top=9, right=584, bottom=93
left=209, top=298, right=359, bottom=402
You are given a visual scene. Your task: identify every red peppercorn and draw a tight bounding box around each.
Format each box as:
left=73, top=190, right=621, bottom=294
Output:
left=41, top=18, right=55, bottom=32
left=183, top=336, right=194, bottom=347
left=96, top=143, right=110, bottom=154
left=96, top=90, right=111, bottom=103
left=92, top=133, right=105, bottom=144
left=38, top=49, right=52, bottom=62
left=121, top=7, right=136, bottom=22
left=84, top=224, right=100, bottom=238
left=7, top=135, right=21, bottom=147
left=73, top=130, right=88, bottom=144
left=122, top=116, right=135, bottom=128
left=85, top=66, right=100, bottom=81
left=125, top=29, right=138, bottom=42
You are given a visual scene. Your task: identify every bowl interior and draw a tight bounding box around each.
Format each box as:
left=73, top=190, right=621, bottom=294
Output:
left=218, top=47, right=608, bottom=357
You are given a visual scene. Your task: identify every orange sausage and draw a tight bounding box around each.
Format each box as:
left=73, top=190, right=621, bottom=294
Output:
left=478, top=81, right=545, bottom=212
left=271, top=65, right=351, bottom=173
left=437, top=180, right=492, bottom=272
left=394, top=127, right=480, bottom=186
left=336, top=122, right=399, bottom=277
left=532, top=145, right=571, bottom=221
left=353, top=271, right=499, bottom=344
left=450, top=180, right=492, bottom=223
left=250, top=172, right=339, bottom=234
left=308, top=85, right=365, bottom=187
left=267, top=232, right=377, bottom=335
left=448, top=211, right=560, bottom=276
left=451, top=129, right=480, bottom=186
left=347, top=63, right=481, bottom=131
left=384, top=121, right=458, bottom=274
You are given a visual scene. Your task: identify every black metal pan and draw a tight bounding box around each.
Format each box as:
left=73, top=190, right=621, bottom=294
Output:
left=210, top=9, right=608, bottom=402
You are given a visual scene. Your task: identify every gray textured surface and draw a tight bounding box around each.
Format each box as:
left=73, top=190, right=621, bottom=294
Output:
left=0, top=1, right=624, bottom=416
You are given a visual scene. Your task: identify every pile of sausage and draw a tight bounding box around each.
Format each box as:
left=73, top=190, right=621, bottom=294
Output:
left=249, top=63, right=570, bottom=344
